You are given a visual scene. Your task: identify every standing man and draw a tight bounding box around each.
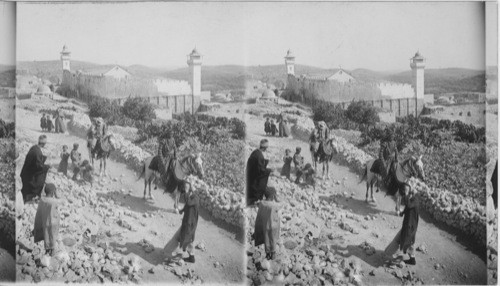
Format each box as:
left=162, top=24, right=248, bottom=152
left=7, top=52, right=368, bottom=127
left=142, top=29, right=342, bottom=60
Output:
left=20, top=135, right=51, bottom=203
left=246, top=139, right=272, bottom=206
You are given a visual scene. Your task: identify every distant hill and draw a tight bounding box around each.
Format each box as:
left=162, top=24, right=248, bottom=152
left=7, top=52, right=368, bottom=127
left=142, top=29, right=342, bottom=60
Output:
left=385, top=68, right=486, bottom=94
left=18, top=60, right=486, bottom=95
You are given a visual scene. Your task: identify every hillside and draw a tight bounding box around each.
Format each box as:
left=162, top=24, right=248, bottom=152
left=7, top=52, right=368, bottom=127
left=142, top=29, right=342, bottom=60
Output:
left=386, top=68, right=486, bottom=95
left=17, top=60, right=486, bottom=96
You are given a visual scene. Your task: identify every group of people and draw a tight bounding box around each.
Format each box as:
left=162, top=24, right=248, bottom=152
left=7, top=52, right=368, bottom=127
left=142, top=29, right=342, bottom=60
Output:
left=280, top=147, right=316, bottom=186
left=264, top=114, right=291, bottom=137
left=40, top=111, right=66, bottom=134
left=247, top=120, right=421, bottom=266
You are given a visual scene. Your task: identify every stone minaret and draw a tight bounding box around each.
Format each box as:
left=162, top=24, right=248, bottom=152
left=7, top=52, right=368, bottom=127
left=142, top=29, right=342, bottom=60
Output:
left=410, top=51, right=425, bottom=99
left=187, top=47, right=202, bottom=97
left=285, top=49, right=295, bottom=76
left=60, top=45, right=71, bottom=72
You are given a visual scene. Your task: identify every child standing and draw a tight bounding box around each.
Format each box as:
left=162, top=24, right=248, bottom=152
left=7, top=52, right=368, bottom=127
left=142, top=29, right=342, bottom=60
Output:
left=40, top=114, right=47, bottom=132
left=33, top=183, right=60, bottom=256
left=293, top=147, right=304, bottom=173
left=70, top=143, right=81, bottom=180
left=46, top=116, right=54, bottom=133
left=264, top=118, right=271, bottom=136
left=281, top=149, right=293, bottom=180
left=253, top=187, right=281, bottom=260
left=270, top=119, right=278, bottom=136
left=57, top=145, right=70, bottom=176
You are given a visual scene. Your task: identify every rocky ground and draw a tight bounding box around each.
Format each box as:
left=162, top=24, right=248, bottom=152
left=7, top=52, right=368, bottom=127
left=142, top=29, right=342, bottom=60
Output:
left=15, top=98, right=244, bottom=284
left=0, top=138, right=16, bottom=282
left=240, top=100, right=488, bottom=286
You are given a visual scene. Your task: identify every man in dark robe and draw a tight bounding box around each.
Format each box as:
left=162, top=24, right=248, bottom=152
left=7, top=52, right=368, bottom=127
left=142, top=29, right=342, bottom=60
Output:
left=253, top=187, right=281, bottom=260
left=20, top=135, right=50, bottom=203
left=246, top=139, right=272, bottom=206
left=178, top=182, right=199, bottom=263
left=399, top=185, right=419, bottom=265
left=33, top=183, right=60, bottom=256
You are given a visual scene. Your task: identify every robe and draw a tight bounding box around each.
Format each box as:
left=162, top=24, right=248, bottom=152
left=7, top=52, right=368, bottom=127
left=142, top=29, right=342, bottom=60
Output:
left=282, top=121, right=291, bottom=137
left=246, top=149, right=271, bottom=206
left=34, top=197, right=60, bottom=250
left=254, top=201, right=281, bottom=253
left=178, top=193, right=199, bottom=250
left=54, top=116, right=66, bottom=133
left=281, top=155, right=292, bottom=179
left=20, top=145, right=49, bottom=203
left=399, top=196, right=419, bottom=253
left=264, top=121, right=271, bottom=134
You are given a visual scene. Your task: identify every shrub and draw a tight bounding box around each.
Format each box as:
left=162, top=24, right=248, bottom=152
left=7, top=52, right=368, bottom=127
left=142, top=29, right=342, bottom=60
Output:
left=88, top=96, right=121, bottom=120
left=0, top=120, right=14, bottom=139
left=121, top=97, right=156, bottom=122
left=346, top=101, right=380, bottom=126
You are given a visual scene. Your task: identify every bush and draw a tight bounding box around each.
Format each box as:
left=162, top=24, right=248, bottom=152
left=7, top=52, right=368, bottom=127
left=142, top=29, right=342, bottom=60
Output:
left=88, top=96, right=122, bottom=120
left=0, top=120, right=14, bottom=139
left=121, top=97, right=156, bottom=122
left=346, top=101, right=380, bottom=126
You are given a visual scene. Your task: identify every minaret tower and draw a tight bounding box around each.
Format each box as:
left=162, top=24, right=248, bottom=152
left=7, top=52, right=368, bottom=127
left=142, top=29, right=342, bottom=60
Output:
left=285, top=49, right=295, bottom=76
left=187, top=47, right=202, bottom=97
left=60, top=45, right=71, bottom=72
left=410, top=51, right=425, bottom=99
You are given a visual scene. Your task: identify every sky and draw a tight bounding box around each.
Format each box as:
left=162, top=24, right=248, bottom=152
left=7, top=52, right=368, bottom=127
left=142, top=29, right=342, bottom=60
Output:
left=0, top=2, right=15, bottom=66
left=16, top=2, right=488, bottom=71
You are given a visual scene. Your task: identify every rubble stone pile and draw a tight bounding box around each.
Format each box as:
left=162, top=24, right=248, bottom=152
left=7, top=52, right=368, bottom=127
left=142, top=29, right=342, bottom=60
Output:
left=0, top=139, right=15, bottom=257
left=245, top=176, right=366, bottom=286
left=16, top=171, right=148, bottom=283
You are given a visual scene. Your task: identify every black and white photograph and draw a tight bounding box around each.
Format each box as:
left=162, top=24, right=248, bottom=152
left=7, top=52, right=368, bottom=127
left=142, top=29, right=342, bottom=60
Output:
left=2, top=0, right=499, bottom=285
left=242, top=2, right=495, bottom=286
left=15, top=2, right=246, bottom=284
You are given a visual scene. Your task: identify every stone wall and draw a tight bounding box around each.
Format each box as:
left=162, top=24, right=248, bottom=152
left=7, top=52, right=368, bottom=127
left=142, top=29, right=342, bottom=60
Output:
left=292, top=120, right=486, bottom=245
left=67, top=113, right=244, bottom=229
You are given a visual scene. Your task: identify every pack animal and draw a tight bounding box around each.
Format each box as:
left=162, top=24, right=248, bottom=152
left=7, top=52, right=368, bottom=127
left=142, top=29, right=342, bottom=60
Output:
left=138, top=153, right=204, bottom=212
left=361, top=155, right=425, bottom=215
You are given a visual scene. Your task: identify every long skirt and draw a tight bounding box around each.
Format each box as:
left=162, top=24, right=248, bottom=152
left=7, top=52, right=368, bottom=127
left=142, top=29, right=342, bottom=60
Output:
left=20, top=172, right=47, bottom=203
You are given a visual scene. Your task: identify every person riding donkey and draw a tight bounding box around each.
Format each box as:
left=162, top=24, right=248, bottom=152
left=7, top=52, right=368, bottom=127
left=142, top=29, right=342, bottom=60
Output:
left=154, top=130, right=178, bottom=188
left=310, top=121, right=330, bottom=159
left=371, top=130, right=399, bottom=186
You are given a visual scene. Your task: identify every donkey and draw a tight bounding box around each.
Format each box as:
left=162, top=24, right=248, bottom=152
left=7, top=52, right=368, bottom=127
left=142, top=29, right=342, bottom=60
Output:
left=91, top=134, right=117, bottom=177
left=310, top=139, right=337, bottom=180
left=138, top=153, right=204, bottom=213
left=362, top=155, right=425, bottom=215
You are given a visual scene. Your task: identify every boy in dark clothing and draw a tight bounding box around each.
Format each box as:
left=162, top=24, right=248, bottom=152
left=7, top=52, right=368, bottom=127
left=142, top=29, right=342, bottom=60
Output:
left=40, top=114, right=47, bottom=131
left=58, top=145, right=70, bottom=176
left=264, top=118, right=271, bottom=135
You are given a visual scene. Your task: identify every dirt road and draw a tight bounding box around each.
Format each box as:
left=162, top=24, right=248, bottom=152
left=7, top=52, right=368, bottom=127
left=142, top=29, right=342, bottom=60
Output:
left=244, top=111, right=487, bottom=285
left=16, top=105, right=244, bottom=284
